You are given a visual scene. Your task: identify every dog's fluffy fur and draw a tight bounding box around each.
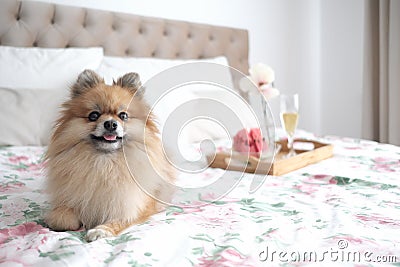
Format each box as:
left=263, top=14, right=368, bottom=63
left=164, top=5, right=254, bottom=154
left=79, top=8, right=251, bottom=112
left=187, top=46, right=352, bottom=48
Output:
left=45, top=70, right=175, bottom=241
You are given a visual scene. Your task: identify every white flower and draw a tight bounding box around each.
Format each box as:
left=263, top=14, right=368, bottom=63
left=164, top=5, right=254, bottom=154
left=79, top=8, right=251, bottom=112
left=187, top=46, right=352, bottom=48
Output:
left=260, top=84, right=280, bottom=100
left=249, top=63, right=275, bottom=86
left=239, top=63, right=280, bottom=100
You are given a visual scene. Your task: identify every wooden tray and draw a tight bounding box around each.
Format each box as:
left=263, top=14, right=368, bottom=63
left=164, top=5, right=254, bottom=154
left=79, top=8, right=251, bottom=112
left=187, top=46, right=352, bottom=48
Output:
left=207, top=139, right=333, bottom=176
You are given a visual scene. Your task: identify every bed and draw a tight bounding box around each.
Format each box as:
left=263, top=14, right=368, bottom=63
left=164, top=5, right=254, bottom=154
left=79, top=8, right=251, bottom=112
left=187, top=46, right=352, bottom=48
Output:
left=1, top=1, right=399, bottom=266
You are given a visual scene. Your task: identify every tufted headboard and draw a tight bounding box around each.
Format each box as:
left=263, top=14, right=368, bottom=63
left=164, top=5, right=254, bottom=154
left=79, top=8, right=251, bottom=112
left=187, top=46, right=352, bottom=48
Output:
left=0, top=0, right=249, bottom=75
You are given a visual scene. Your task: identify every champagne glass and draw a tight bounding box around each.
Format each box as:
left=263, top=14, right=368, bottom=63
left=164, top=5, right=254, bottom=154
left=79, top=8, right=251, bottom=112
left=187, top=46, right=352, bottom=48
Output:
left=280, top=94, right=299, bottom=157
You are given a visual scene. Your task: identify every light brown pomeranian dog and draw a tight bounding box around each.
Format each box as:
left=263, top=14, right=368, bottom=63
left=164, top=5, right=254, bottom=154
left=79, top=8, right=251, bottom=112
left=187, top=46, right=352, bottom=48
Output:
left=45, top=70, right=175, bottom=242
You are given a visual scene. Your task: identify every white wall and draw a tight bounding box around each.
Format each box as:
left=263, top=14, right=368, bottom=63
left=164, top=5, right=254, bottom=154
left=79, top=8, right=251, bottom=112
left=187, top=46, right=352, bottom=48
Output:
left=24, top=0, right=365, bottom=138
left=319, top=0, right=364, bottom=138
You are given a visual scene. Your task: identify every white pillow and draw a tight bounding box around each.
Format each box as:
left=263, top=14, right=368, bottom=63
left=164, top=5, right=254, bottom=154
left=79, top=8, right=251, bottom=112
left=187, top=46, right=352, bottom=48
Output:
left=0, top=46, right=104, bottom=89
left=0, top=46, right=104, bottom=146
left=154, top=84, right=259, bottom=144
left=96, top=56, right=233, bottom=86
left=0, top=87, right=69, bottom=146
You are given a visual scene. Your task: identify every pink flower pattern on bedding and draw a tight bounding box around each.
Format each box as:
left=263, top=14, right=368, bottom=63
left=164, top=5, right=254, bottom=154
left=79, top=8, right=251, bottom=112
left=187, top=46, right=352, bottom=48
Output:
left=0, top=136, right=399, bottom=266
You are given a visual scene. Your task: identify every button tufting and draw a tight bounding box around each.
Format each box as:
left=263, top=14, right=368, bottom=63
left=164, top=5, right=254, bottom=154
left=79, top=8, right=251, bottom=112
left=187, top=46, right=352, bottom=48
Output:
left=138, top=27, right=144, bottom=34
left=82, top=11, right=87, bottom=28
left=33, top=41, right=38, bottom=47
left=187, top=32, right=192, bottom=39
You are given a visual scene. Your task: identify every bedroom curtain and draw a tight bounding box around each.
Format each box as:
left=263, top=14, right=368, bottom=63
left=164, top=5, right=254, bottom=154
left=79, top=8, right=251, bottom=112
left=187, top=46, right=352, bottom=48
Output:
left=362, top=0, right=400, bottom=145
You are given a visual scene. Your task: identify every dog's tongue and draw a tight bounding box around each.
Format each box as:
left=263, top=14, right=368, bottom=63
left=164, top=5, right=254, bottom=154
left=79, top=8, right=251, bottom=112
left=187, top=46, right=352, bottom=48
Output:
left=103, top=135, right=117, bottom=141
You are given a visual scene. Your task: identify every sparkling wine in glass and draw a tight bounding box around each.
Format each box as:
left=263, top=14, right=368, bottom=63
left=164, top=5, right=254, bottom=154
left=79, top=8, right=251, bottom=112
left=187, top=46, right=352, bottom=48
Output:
left=280, top=94, right=299, bottom=157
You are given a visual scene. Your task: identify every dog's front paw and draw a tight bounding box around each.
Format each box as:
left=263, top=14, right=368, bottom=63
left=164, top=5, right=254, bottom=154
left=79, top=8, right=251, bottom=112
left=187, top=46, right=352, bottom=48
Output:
left=46, top=206, right=81, bottom=231
left=86, top=228, right=114, bottom=242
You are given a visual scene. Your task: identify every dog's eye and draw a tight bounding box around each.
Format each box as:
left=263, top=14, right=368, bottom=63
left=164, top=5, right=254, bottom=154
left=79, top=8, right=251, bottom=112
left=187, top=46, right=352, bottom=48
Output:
left=88, top=111, right=101, bottom=122
left=119, top=112, right=128, bottom=121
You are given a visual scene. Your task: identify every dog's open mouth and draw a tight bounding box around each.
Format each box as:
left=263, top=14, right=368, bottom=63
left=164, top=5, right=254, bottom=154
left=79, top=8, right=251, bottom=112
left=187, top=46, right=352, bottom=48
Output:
left=91, top=134, right=122, bottom=143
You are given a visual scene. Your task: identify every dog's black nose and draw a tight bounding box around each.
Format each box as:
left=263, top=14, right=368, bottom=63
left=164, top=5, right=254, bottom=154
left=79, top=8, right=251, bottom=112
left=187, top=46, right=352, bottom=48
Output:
left=104, top=120, right=118, bottom=131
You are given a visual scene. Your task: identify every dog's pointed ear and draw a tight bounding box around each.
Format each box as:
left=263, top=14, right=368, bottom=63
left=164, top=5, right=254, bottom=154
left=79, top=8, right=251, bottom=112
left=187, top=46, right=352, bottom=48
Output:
left=114, top=72, right=144, bottom=98
left=71, top=69, right=104, bottom=97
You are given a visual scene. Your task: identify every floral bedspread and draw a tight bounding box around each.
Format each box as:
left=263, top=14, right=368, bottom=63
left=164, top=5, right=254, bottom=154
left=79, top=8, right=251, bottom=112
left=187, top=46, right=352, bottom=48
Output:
left=1, top=135, right=399, bottom=266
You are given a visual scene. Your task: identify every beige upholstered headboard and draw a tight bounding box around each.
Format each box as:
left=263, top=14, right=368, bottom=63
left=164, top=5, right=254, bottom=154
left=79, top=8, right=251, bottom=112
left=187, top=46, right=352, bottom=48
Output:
left=0, top=0, right=249, bottom=75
